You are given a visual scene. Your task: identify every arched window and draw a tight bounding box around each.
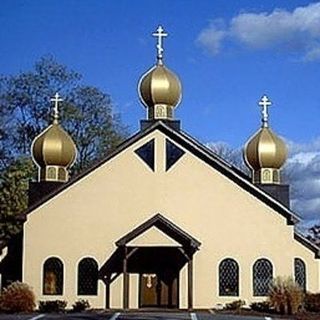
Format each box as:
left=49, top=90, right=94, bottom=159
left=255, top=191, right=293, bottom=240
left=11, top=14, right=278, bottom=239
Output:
left=295, top=258, right=306, bottom=292
left=43, top=257, right=63, bottom=295
left=219, top=258, right=239, bottom=296
left=253, top=258, right=273, bottom=296
left=78, top=258, right=99, bottom=295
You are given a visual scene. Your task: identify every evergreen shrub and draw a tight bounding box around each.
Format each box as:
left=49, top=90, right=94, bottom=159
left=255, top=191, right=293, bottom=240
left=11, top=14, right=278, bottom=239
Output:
left=72, top=299, right=90, bottom=312
left=225, top=299, right=245, bottom=310
left=38, top=300, right=67, bottom=313
left=250, top=301, right=272, bottom=313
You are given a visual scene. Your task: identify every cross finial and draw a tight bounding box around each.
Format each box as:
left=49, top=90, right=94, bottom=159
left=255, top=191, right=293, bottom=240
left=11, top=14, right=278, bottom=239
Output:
left=258, top=94, right=272, bottom=127
left=50, top=92, right=63, bottom=123
left=152, top=25, right=168, bottom=63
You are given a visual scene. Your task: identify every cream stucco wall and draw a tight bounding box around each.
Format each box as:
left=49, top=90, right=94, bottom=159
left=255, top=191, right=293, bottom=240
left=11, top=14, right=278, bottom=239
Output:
left=23, top=129, right=320, bottom=308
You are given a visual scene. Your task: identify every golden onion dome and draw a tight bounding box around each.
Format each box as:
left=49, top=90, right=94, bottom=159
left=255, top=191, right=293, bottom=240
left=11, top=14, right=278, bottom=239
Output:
left=244, top=127, right=287, bottom=170
left=138, top=25, right=182, bottom=120
left=31, top=93, right=77, bottom=182
left=244, top=95, right=287, bottom=184
left=139, top=62, right=182, bottom=111
left=32, top=123, right=77, bottom=168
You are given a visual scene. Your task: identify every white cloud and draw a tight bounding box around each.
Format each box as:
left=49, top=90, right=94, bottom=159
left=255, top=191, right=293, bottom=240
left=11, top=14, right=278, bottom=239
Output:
left=287, top=137, right=320, bottom=154
left=284, top=139, right=320, bottom=225
left=287, top=152, right=318, bottom=165
left=197, top=2, right=320, bottom=61
left=304, top=46, right=320, bottom=61
left=197, top=20, right=227, bottom=55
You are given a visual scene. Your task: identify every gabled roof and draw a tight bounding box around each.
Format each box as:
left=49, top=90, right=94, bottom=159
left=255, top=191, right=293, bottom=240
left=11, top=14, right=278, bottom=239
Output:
left=116, top=213, right=201, bottom=249
left=24, top=120, right=300, bottom=226
left=99, top=214, right=199, bottom=277
left=22, top=120, right=319, bottom=257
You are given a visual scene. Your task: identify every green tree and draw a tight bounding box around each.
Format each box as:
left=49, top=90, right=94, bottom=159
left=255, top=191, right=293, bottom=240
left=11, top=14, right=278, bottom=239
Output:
left=0, top=56, right=127, bottom=170
left=0, top=158, right=35, bottom=243
left=0, top=56, right=128, bottom=242
left=63, top=86, right=126, bottom=172
left=0, top=56, right=81, bottom=160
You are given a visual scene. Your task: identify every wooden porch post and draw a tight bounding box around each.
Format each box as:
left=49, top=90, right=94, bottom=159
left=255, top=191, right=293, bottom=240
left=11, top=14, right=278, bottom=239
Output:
left=188, top=254, right=193, bottom=310
left=105, top=274, right=111, bottom=309
left=123, top=246, right=129, bottom=310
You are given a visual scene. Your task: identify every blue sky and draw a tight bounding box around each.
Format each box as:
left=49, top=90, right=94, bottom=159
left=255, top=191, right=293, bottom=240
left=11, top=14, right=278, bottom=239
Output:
left=1, top=0, right=320, bottom=226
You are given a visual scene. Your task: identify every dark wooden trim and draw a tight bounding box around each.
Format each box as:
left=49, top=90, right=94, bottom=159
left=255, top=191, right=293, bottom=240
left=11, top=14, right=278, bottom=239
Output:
left=177, top=272, right=180, bottom=308
left=110, top=272, right=121, bottom=284
left=177, top=247, right=190, bottom=260
left=127, top=247, right=139, bottom=259
left=116, top=213, right=201, bottom=249
left=188, top=256, right=193, bottom=310
left=104, top=274, right=110, bottom=309
left=138, top=273, right=142, bottom=309
left=123, top=246, right=129, bottom=309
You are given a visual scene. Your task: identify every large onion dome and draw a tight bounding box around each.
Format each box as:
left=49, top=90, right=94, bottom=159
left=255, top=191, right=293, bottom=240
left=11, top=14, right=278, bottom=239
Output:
left=244, top=95, right=287, bottom=184
left=31, top=93, right=77, bottom=182
left=138, top=25, right=182, bottom=120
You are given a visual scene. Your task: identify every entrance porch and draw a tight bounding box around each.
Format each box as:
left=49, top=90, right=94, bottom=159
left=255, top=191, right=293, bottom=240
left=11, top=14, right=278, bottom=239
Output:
left=99, top=214, right=201, bottom=310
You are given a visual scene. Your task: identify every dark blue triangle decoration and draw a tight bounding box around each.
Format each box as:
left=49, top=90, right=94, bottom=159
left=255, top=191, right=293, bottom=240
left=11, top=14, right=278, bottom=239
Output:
left=166, top=139, right=185, bottom=171
left=134, top=139, right=155, bottom=171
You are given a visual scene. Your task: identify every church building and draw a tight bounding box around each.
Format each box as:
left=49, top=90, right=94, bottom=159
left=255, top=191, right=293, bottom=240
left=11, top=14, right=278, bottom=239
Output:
left=1, top=26, right=320, bottom=310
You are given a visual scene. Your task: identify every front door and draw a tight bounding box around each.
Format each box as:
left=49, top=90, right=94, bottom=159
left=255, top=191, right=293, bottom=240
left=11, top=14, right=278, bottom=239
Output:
left=139, top=273, right=178, bottom=308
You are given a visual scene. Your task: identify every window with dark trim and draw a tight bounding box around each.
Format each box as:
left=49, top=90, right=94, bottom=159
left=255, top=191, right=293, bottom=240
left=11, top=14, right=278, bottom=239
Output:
left=134, top=139, right=155, bottom=171
left=166, top=139, right=185, bottom=171
left=253, top=258, right=273, bottom=296
left=219, top=258, right=239, bottom=296
left=43, top=257, right=63, bottom=295
left=294, top=258, right=306, bottom=292
left=77, top=258, right=99, bottom=295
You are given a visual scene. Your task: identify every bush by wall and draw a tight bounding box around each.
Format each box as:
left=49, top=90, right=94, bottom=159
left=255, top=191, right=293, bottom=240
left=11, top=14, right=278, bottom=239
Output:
left=250, top=301, right=272, bottom=313
left=269, top=276, right=304, bottom=315
left=0, top=281, right=36, bottom=313
left=72, top=299, right=90, bottom=312
left=38, top=300, right=67, bottom=313
left=224, top=299, right=245, bottom=310
left=304, top=293, right=320, bottom=312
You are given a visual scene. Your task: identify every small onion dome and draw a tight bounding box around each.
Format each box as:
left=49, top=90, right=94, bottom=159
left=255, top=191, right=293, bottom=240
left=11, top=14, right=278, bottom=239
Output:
left=138, top=61, right=182, bottom=120
left=244, top=127, right=287, bottom=184
left=31, top=122, right=77, bottom=182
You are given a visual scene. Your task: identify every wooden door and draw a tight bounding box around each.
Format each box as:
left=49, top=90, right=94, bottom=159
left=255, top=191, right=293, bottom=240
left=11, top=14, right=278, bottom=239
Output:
left=139, top=273, right=178, bottom=308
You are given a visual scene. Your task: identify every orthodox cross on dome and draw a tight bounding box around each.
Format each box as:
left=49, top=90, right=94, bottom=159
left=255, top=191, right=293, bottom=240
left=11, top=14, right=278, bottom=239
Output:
left=50, top=92, right=63, bottom=123
left=258, top=94, right=272, bottom=128
left=152, top=25, right=168, bottom=62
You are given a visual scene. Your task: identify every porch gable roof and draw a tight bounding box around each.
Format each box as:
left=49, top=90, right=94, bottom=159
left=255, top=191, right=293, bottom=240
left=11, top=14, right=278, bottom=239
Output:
left=116, top=213, right=201, bottom=250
